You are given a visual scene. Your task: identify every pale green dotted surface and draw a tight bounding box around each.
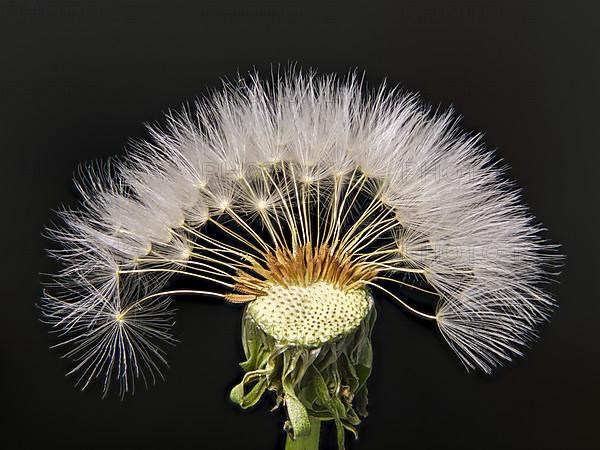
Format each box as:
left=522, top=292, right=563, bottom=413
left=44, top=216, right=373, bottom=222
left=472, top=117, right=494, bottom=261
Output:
left=246, top=281, right=371, bottom=346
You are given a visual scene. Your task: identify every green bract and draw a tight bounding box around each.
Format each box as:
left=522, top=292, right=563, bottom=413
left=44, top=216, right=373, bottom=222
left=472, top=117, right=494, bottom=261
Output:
left=230, top=285, right=376, bottom=450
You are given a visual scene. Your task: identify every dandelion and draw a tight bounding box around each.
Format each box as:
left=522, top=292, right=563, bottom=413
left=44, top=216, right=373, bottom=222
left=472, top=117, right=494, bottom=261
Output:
left=41, top=70, right=560, bottom=450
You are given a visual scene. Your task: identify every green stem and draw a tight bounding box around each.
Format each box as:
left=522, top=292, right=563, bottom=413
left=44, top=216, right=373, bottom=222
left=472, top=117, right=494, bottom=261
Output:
left=285, top=416, right=321, bottom=450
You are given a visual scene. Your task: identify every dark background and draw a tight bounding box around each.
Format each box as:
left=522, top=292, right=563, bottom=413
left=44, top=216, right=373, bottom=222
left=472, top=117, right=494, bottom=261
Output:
left=1, top=1, right=598, bottom=449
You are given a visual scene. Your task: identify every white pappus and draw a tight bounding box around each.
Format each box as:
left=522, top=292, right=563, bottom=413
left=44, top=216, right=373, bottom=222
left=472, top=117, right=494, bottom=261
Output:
left=41, top=69, right=561, bottom=397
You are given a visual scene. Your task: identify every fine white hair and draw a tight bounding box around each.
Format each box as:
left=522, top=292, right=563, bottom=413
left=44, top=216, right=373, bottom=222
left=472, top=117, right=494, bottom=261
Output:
left=42, top=68, right=560, bottom=395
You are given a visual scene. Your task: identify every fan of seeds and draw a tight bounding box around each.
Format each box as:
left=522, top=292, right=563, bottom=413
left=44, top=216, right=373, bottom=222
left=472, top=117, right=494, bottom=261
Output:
left=41, top=70, right=559, bottom=450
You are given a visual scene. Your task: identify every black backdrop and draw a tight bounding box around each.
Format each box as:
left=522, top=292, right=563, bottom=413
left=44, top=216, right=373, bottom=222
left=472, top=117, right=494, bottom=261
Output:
left=1, top=1, right=598, bottom=449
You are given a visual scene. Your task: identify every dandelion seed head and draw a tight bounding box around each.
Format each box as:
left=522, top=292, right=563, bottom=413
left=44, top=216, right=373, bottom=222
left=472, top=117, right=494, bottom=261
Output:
left=42, top=68, right=560, bottom=396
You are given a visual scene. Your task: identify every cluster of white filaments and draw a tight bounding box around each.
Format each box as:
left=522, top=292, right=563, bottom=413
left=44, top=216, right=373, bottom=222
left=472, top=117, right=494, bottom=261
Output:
left=42, top=71, right=558, bottom=396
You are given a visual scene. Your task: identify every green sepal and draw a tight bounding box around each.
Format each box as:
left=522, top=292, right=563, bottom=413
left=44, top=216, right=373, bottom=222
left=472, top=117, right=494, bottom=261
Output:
left=282, top=350, right=312, bottom=438
left=283, top=393, right=311, bottom=439
left=230, top=370, right=270, bottom=409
